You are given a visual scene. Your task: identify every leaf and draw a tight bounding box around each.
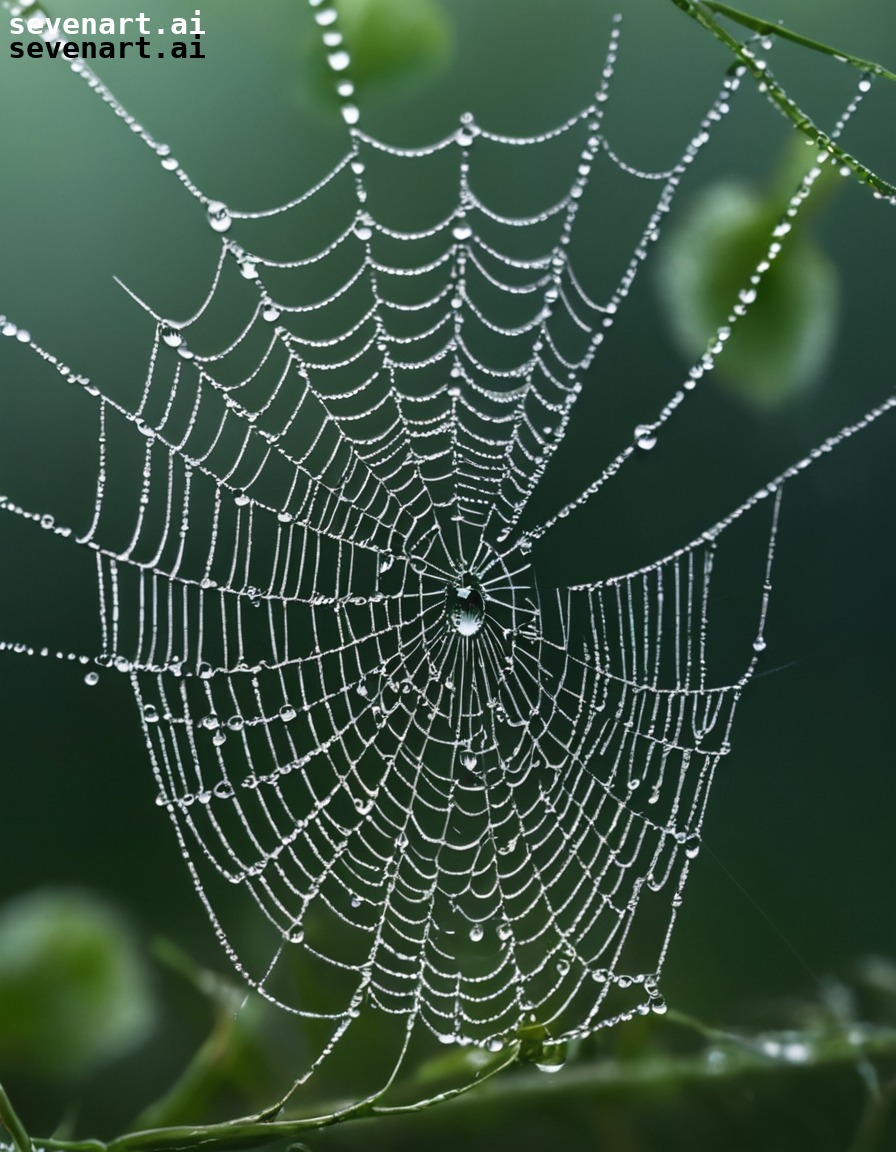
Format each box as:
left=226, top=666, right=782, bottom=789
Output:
left=308, top=0, right=454, bottom=108
left=0, top=889, right=155, bottom=1080
left=656, top=175, right=840, bottom=406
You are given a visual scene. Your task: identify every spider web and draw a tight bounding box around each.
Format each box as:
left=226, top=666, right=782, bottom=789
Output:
left=1, top=0, right=894, bottom=1092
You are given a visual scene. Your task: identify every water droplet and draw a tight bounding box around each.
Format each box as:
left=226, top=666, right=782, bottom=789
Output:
left=262, top=305, right=281, bottom=323
left=698, top=1046, right=727, bottom=1075
left=212, top=730, right=227, bottom=746
left=197, top=661, right=213, bottom=680
left=227, top=716, right=245, bottom=732
left=161, top=324, right=183, bottom=348
left=200, top=714, right=219, bottom=730
left=486, top=1037, right=504, bottom=1052
left=534, top=1042, right=567, bottom=1073
left=206, top=200, right=232, bottom=233
left=635, top=424, right=657, bottom=450
left=460, top=751, right=478, bottom=771
left=453, top=221, right=473, bottom=241
left=84, top=670, right=99, bottom=687
left=143, top=703, right=160, bottom=723
left=497, top=921, right=512, bottom=941
left=341, top=104, right=360, bottom=126
left=355, top=796, right=373, bottom=815
left=752, top=637, right=767, bottom=652
left=279, top=704, right=297, bottom=722
left=447, top=578, right=485, bottom=637
left=328, top=49, right=350, bottom=71
left=40, top=513, right=54, bottom=530
left=782, top=1040, right=811, bottom=1063
left=469, top=924, right=484, bottom=942
left=234, top=491, right=251, bottom=507
left=239, top=260, right=259, bottom=280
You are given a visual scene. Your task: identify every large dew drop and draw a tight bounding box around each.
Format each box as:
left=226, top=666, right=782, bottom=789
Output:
left=206, top=200, right=232, bottom=233
left=446, top=578, right=485, bottom=637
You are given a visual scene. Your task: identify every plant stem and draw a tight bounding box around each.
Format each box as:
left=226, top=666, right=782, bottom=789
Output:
left=18, top=1021, right=896, bottom=1152
left=701, top=1, right=896, bottom=83
left=0, top=1081, right=33, bottom=1152
left=668, top=0, right=896, bottom=199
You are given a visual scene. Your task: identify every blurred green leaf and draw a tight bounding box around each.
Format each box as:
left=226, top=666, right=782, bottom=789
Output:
left=656, top=163, right=840, bottom=407
left=308, top=0, right=453, bottom=108
left=0, top=890, right=155, bottom=1080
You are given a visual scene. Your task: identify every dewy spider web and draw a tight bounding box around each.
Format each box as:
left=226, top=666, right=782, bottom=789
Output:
left=1, top=0, right=894, bottom=1092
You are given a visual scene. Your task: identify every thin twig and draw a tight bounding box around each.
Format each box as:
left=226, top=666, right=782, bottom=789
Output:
left=668, top=0, right=896, bottom=199
left=0, top=1081, right=33, bottom=1152
left=702, top=1, right=896, bottom=83
left=13, top=1023, right=896, bottom=1152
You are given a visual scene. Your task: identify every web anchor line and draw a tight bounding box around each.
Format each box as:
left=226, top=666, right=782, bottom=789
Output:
left=0, top=0, right=894, bottom=1104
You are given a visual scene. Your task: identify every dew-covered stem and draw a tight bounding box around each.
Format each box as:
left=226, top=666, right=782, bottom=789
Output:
left=669, top=0, right=896, bottom=199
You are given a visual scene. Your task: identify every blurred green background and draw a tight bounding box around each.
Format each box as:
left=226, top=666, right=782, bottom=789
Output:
left=1, top=0, right=895, bottom=1148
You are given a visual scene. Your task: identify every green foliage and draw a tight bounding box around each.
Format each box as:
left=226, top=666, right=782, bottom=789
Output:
left=0, top=890, right=155, bottom=1081
left=4, top=977, right=896, bottom=1152
left=656, top=161, right=840, bottom=405
left=307, top=0, right=453, bottom=108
